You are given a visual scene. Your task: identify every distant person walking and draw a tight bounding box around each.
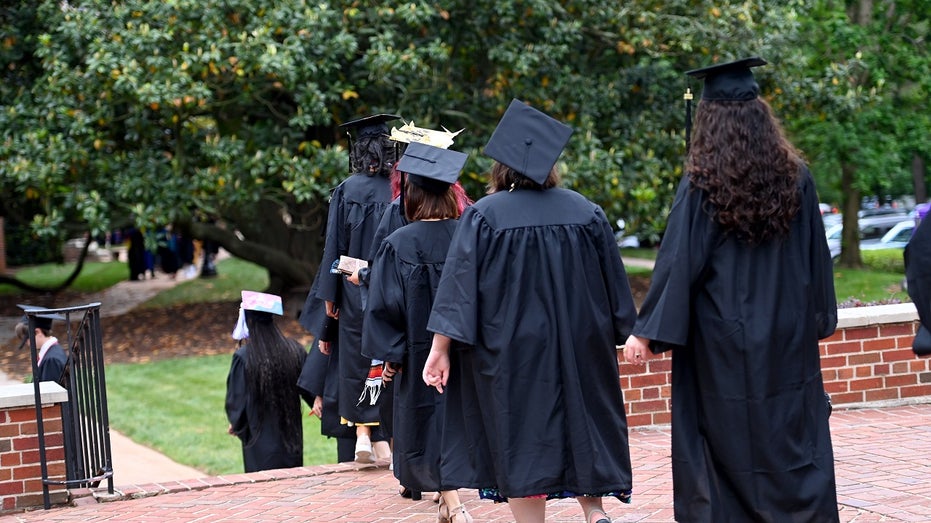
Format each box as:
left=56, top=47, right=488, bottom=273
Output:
left=226, top=291, right=306, bottom=473
left=624, top=57, right=840, bottom=521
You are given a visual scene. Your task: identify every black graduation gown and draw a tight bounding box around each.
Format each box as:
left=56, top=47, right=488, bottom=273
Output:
left=297, top=340, right=355, bottom=441
left=37, top=344, right=68, bottom=384
left=316, top=173, right=392, bottom=424
left=905, top=216, right=931, bottom=355
left=37, top=343, right=79, bottom=481
left=363, top=219, right=458, bottom=492
left=427, top=188, right=637, bottom=498
left=225, top=342, right=306, bottom=473
left=631, top=169, right=839, bottom=523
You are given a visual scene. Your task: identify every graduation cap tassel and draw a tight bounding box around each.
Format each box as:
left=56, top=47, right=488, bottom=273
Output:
left=684, top=87, right=693, bottom=154
left=399, top=170, right=406, bottom=217
left=346, top=130, right=354, bottom=175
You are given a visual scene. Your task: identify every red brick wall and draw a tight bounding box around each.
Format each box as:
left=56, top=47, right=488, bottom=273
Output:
left=0, top=405, right=69, bottom=513
left=618, top=317, right=931, bottom=427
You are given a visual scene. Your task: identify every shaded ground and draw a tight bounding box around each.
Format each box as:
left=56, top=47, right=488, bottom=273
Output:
left=0, top=297, right=314, bottom=381
left=0, top=275, right=652, bottom=381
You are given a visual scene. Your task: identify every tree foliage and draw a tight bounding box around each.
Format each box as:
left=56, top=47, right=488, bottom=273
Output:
left=1, top=1, right=928, bottom=294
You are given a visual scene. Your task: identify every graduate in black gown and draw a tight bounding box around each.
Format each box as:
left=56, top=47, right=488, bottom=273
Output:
left=363, top=142, right=473, bottom=522
left=297, top=265, right=374, bottom=463
left=315, top=113, right=401, bottom=462
left=423, top=100, right=638, bottom=523
left=624, top=58, right=840, bottom=522
left=16, top=307, right=77, bottom=480
left=905, top=213, right=931, bottom=356
left=225, top=291, right=306, bottom=473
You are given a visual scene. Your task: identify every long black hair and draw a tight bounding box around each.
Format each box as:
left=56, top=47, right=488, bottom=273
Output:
left=243, top=310, right=306, bottom=454
left=349, top=131, right=396, bottom=177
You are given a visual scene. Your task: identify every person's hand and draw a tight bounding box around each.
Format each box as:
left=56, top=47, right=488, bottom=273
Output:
left=325, top=300, right=339, bottom=320
left=423, top=334, right=452, bottom=393
left=347, top=269, right=361, bottom=286
left=623, top=335, right=652, bottom=365
left=227, top=424, right=235, bottom=435
left=311, top=396, right=323, bottom=418
left=319, top=340, right=331, bottom=356
left=382, top=362, right=399, bottom=383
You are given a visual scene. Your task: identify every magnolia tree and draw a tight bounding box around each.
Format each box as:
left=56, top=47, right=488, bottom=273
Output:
left=6, top=1, right=923, bottom=296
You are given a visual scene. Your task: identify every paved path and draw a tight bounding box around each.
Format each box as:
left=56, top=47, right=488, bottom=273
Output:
left=1, top=403, right=930, bottom=522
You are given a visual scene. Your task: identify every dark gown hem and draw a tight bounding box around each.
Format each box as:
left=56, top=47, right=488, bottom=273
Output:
left=478, top=487, right=632, bottom=504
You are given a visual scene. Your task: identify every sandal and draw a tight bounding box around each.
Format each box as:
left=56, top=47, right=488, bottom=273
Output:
left=586, top=508, right=611, bottom=523
left=447, top=504, right=473, bottom=523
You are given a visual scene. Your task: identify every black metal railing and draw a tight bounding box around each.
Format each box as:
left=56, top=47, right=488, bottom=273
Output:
left=24, top=302, right=114, bottom=509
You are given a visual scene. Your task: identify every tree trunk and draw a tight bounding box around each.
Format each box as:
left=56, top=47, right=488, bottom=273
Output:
left=187, top=194, right=328, bottom=316
left=838, top=162, right=863, bottom=268
left=914, top=153, right=927, bottom=205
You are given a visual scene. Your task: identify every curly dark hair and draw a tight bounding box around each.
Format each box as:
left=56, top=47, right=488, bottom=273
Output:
left=686, top=98, right=802, bottom=244
left=349, top=132, right=397, bottom=177
left=243, top=310, right=306, bottom=455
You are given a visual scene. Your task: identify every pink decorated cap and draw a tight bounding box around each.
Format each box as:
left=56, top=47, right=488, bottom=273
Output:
left=240, top=290, right=283, bottom=316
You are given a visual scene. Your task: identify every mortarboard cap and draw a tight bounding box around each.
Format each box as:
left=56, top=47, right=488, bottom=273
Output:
left=240, top=290, right=283, bottom=315
left=397, top=142, right=467, bottom=194
left=389, top=121, right=463, bottom=149
left=16, top=304, right=66, bottom=331
left=483, top=99, right=574, bottom=185
left=232, top=291, right=282, bottom=340
left=339, top=113, right=402, bottom=139
left=685, top=56, right=767, bottom=102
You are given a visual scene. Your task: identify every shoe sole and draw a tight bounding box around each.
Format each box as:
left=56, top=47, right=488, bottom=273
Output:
left=354, top=450, right=373, bottom=463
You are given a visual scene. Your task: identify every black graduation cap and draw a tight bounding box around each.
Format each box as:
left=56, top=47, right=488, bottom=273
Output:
left=397, top=142, right=467, bottom=194
left=339, top=113, right=402, bottom=139
left=685, top=56, right=767, bottom=102
left=483, top=99, right=574, bottom=185
left=16, top=304, right=66, bottom=331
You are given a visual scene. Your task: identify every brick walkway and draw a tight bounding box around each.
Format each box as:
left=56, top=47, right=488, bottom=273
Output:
left=2, top=402, right=930, bottom=522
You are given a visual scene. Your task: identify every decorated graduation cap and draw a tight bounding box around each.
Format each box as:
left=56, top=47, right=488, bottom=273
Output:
left=682, top=56, right=767, bottom=151
left=231, top=290, right=283, bottom=340
left=397, top=142, right=467, bottom=194
left=483, top=99, right=574, bottom=185
left=390, top=121, right=463, bottom=150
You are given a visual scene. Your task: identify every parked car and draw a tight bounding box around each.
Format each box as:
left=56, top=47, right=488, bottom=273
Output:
left=860, top=219, right=915, bottom=252
left=826, top=214, right=913, bottom=260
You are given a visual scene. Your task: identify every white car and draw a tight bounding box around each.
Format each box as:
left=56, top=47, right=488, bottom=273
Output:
left=860, top=219, right=915, bottom=252
left=826, top=214, right=911, bottom=260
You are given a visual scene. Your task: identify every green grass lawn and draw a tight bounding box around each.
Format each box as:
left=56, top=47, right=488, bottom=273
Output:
left=0, top=261, right=128, bottom=294
left=832, top=267, right=908, bottom=305
left=143, top=257, right=270, bottom=307
left=105, top=354, right=337, bottom=475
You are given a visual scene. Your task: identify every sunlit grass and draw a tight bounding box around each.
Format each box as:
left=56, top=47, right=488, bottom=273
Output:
left=142, top=257, right=270, bottom=307
left=833, top=267, right=908, bottom=305
left=105, top=354, right=338, bottom=475
left=0, top=261, right=128, bottom=294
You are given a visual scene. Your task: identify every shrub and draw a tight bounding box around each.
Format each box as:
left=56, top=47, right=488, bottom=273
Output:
left=861, top=249, right=905, bottom=274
